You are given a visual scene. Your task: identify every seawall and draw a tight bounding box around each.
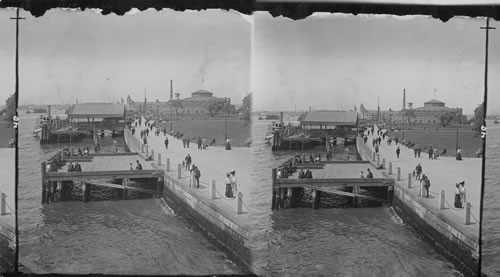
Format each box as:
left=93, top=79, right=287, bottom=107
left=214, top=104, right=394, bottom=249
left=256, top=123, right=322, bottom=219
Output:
left=356, top=136, right=479, bottom=276
left=123, top=127, right=252, bottom=273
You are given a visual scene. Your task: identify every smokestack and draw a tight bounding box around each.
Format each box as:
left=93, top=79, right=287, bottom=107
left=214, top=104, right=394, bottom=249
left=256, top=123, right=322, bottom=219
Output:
left=403, top=89, right=406, bottom=110
left=48, top=105, right=51, bottom=117
left=170, top=80, right=173, bottom=101
left=280, top=112, right=283, bottom=124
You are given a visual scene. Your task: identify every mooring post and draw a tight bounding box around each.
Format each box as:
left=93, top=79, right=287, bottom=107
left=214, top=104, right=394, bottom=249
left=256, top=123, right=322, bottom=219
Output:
left=419, top=184, right=425, bottom=197
left=397, top=167, right=401, bottom=181
left=352, top=186, right=358, bottom=208
left=312, top=189, right=318, bottom=209
left=189, top=170, right=193, bottom=187
left=82, top=182, right=88, bottom=203
left=210, top=180, right=216, bottom=199
left=408, top=173, right=412, bottom=188
left=177, top=164, right=182, bottom=179
left=280, top=188, right=285, bottom=208
left=237, top=192, right=243, bottom=215
left=56, top=182, right=62, bottom=202
left=389, top=162, right=392, bottom=175
left=157, top=177, right=163, bottom=196
left=167, top=158, right=171, bottom=172
left=122, top=178, right=128, bottom=200
left=439, top=190, right=445, bottom=209
left=0, top=193, right=6, bottom=216
left=41, top=162, right=46, bottom=204
left=272, top=190, right=277, bottom=210
left=158, top=153, right=162, bottom=166
left=465, top=203, right=471, bottom=225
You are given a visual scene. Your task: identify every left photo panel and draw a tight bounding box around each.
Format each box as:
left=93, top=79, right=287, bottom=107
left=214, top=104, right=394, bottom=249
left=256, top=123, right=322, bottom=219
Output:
left=12, top=8, right=252, bottom=275
left=0, top=8, right=18, bottom=275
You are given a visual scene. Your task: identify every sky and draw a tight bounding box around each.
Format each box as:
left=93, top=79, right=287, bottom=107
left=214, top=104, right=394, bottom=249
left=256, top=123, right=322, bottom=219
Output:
left=252, top=12, right=500, bottom=115
left=0, top=8, right=250, bottom=106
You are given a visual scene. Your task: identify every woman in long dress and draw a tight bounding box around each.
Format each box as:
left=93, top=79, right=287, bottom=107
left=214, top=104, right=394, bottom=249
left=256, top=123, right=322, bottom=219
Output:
left=454, top=183, right=462, bottom=208
left=459, top=181, right=466, bottom=207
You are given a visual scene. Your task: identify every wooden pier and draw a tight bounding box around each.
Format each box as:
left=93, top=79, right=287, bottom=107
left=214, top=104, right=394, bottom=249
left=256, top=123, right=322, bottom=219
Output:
left=41, top=152, right=164, bottom=204
left=271, top=162, right=395, bottom=210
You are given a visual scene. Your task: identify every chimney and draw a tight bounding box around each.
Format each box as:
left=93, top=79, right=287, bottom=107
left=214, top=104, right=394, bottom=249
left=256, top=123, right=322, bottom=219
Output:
left=170, top=80, right=173, bottom=101
left=403, top=89, right=406, bottom=110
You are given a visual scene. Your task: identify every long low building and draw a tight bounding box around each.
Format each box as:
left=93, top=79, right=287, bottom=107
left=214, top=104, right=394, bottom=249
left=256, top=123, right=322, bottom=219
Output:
left=66, top=103, right=126, bottom=131
left=299, top=110, right=358, bottom=139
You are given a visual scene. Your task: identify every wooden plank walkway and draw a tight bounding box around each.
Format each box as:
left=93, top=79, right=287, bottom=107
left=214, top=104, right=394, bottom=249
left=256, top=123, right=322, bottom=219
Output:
left=44, top=169, right=164, bottom=182
left=274, top=178, right=395, bottom=188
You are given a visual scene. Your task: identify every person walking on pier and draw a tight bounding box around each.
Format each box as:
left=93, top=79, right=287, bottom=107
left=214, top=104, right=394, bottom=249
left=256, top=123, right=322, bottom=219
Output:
left=459, top=181, right=466, bottom=207
left=225, top=173, right=233, bottom=198
left=454, top=183, right=463, bottom=208
left=395, top=137, right=398, bottom=145
left=456, top=148, right=462, bottom=161
left=375, top=144, right=379, bottom=154
left=185, top=154, right=192, bottom=171
left=197, top=136, right=202, bottom=150
left=135, top=160, right=143, bottom=170
left=415, top=163, right=422, bottom=181
left=230, top=170, right=238, bottom=197
left=396, top=146, right=401, bottom=158
left=225, top=138, right=232, bottom=150
left=164, top=137, right=169, bottom=150
left=422, top=175, right=430, bottom=198
left=191, top=165, right=201, bottom=188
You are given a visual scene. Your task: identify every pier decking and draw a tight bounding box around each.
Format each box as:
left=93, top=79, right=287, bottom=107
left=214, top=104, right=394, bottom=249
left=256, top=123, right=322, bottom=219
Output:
left=41, top=152, right=164, bottom=204
left=272, top=161, right=395, bottom=209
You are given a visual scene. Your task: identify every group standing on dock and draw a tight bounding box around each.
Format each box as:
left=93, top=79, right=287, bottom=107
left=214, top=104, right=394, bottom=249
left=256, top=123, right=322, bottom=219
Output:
left=224, top=171, right=238, bottom=198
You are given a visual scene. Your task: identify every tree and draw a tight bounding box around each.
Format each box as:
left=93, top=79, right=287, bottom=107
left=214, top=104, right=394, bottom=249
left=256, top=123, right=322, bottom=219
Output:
left=241, top=93, right=252, bottom=125
left=472, top=103, right=485, bottom=133
left=208, top=101, right=225, bottom=117
left=439, top=111, right=456, bottom=127
left=1, top=93, right=16, bottom=124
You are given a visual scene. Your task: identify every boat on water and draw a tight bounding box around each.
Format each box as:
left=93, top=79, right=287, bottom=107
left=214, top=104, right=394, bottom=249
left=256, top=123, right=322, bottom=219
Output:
left=494, top=119, right=499, bottom=124
left=265, top=121, right=286, bottom=143
left=32, top=115, right=51, bottom=137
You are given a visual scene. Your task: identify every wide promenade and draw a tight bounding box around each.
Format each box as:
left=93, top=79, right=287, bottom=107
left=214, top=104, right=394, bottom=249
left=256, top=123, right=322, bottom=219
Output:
left=362, top=125, right=480, bottom=239
left=128, top=119, right=252, bottom=235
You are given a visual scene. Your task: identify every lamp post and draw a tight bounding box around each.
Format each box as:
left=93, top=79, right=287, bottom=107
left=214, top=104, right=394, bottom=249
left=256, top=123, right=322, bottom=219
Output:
left=224, top=98, right=229, bottom=141
left=456, top=108, right=459, bottom=154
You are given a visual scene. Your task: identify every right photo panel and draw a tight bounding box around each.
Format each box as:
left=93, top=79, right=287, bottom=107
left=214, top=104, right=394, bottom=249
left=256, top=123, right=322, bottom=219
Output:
left=251, top=12, right=488, bottom=276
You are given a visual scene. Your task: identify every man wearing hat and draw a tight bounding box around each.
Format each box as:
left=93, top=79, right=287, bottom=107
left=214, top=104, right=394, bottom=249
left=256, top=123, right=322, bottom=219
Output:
left=230, top=170, right=238, bottom=198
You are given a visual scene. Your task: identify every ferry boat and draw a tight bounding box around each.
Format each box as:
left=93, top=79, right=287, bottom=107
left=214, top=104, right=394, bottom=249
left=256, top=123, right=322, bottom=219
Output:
left=265, top=121, right=286, bottom=143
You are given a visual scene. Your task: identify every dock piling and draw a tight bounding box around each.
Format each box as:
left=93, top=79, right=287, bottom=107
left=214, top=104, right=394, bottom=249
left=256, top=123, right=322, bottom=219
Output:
left=237, top=192, right=243, bottom=215
left=82, top=182, right=88, bottom=202
left=279, top=189, right=285, bottom=208
left=0, top=193, right=6, bottom=215
left=272, top=190, right=277, bottom=210
left=177, top=164, right=182, bottom=179
left=397, top=167, right=401, bottom=181
left=210, top=180, right=216, bottom=199
left=167, top=158, right=171, bottom=171
left=465, top=203, right=471, bottom=225
left=389, top=162, right=392, bottom=175
left=408, top=173, right=412, bottom=188
left=312, top=189, right=320, bottom=209
left=439, top=190, right=445, bottom=209
left=287, top=188, right=293, bottom=208
left=158, top=153, right=162, bottom=166
left=352, top=186, right=359, bottom=208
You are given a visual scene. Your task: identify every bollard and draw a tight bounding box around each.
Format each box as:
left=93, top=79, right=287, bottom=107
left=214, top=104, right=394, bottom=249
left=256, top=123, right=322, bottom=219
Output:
left=158, top=153, right=162, bottom=166
left=167, top=158, right=171, bottom=172
left=177, top=164, right=182, bottom=179
left=439, top=190, right=445, bottom=209
left=189, top=171, right=193, bottom=187
left=419, top=184, right=424, bottom=197
left=397, top=167, right=401, bottom=181
left=389, top=162, right=392, bottom=175
left=211, top=180, right=216, bottom=199
left=0, top=193, right=6, bottom=215
left=237, top=192, right=243, bottom=215
left=465, top=203, right=471, bottom=225
left=408, top=173, right=412, bottom=188
left=382, top=158, right=385, bottom=169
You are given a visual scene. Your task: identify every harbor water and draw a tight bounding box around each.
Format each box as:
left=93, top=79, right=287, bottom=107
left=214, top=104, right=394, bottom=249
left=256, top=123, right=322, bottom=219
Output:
left=17, top=113, right=239, bottom=274
left=248, top=118, right=463, bottom=276
left=480, top=120, right=500, bottom=276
